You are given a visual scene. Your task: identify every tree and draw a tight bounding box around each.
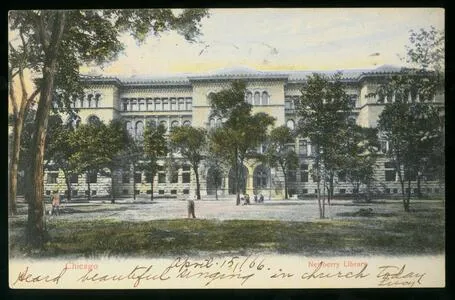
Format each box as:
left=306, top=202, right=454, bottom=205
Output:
left=340, top=125, right=379, bottom=202
left=378, top=102, right=440, bottom=211
left=143, top=123, right=168, bottom=201
left=209, top=80, right=275, bottom=205
left=44, top=114, right=77, bottom=202
left=264, top=125, right=298, bottom=199
left=295, top=72, right=351, bottom=218
left=9, top=9, right=208, bottom=248
left=169, top=126, right=207, bottom=200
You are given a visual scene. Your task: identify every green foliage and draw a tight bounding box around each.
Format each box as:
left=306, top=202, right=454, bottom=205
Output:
left=405, top=26, right=444, bottom=72
left=264, top=125, right=298, bottom=199
left=209, top=80, right=275, bottom=202
left=169, top=126, right=207, bottom=167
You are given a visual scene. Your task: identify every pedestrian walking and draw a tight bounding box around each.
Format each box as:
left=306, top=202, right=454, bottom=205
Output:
left=259, top=193, right=264, bottom=203
left=187, top=198, right=196, bottom=218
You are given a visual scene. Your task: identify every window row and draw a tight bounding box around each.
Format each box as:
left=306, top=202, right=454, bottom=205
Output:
left=245, top=91, right=270, bottom=105
left=376, top=91, right=435, bottom=104
left=125, top=119, right=191, bottom=137
left=122, top=168, right=191, bottom=184
left=72, top=93, right=102, bottom=108
left=122, top=97, right=192, bottom=112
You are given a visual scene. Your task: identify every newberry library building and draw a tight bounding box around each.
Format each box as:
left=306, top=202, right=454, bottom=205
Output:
left=43, top=65, right=445, bottom=199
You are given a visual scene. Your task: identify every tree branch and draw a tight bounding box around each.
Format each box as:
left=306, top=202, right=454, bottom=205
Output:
left=36, top=12, right=50, bottom=51
left=9, top=67, right=19, bottom=117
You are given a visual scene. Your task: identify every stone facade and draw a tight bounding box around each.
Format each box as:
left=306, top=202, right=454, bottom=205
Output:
left=44, top=65, right=445, bottom=199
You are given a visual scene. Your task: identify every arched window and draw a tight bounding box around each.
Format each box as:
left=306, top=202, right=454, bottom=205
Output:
left=87, top=115, right=101, bottom=126
left=254, top=92, right=260, bottom=105
left=261, top=91, right=269, bottom=105
left=67, top=115, right=81, bottom=129
left=246, top=91, right=253, bottom=104
left=87, top=94, right=93, bottom=108
left=160, top=120, right=167, bottom=130
left=136, top=121, right=144, bottom=138
left=80, top=96, right=84, bottom=108
left=95, top=94, right=101, bottom=108
left=147, top=120, right=156, bottom=128
left=286, top=119, right=295, bottom=130
left=171, top=120, right=179, bottom=128
left=155, top=99, right=161, bottom=111
left=126, top=121, right=134, bottom=136
left=209, top=118, right=215, bottom=128
left=215, top=118, right=222, bottom=128
left=254, top=165, right=269, bottom=188
left=131, top=99, right=137, bottom=111
left=183, top=120, right=191, bottom=127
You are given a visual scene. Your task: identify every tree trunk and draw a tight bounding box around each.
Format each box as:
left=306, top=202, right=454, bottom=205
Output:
left=406, top=179, right=411, bottom=212
left=86, top=172, right=91, bottom=201
left=26, top=11, right=66, bottom=248
left=110, top=168, right=115, bottom=204
left=150, top=173, right=155, bottom=201
left=322, top=176, right=326, bottom=219
left=133, top=164, right=136, bottom=200
left=193, top=165, right=201, bottom=200
left=9, top=112, right=24, bottom=216
left=234, top=149, right=240, bottom=205
left=328, top=172, right=334, bottom=206
left=63, top=170, right=71, bottom=202
left=283, top=170, right=288, bottom=200
left=417, top=172, right=422, bottom=199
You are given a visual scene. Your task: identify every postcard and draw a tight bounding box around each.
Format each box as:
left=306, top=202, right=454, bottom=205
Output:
left=8, top=8, right=445, bottom=289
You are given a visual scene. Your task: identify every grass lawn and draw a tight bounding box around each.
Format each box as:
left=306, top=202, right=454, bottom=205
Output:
left=9, top=200, right=444, bottom=258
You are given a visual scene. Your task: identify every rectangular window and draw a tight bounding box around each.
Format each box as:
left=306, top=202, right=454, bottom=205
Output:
left=385, top=170, right=396, bottom=181
left=85, top=190, right=90, bottom=196
left=299, top=140, right=308, bottom=156
left=300, top=172, right=308, bottom=182
left=302, top=189, right=308, bottom=194
left=138, top=100, right=144, bottom=111
left=385, top=188, right=391, bottom=194
left=159, top=190, right=165, bottom=195
left=72, top=190, right=78, bottom=196
left=134, top=172, right=142, bottom=184
left=146, top=190, right=152, bottom=194
left=145, top=172, right=152, bottom=183
left=339, top=189, right=346, bottom=194
left=46, top=190, right=51, bottom=196
left=183, top=189, right=190, bottom=195
left=47, top=173, right=58, bottom=184
left=384, top=162, right=394, bottom=169
left=314, top=189, right=318, bottom=194
left=178, top=100, right=185, bottom=111
left=122, top=172, right=130, bottom=183
left=171, top=189, right=177, bottom=195
left=123, top=102, right=128, bottom=111
left=147, top=99, right=154, bottom=111
left=288, top=171, right=297, bottom=182
left=88, top=172, right=97, bottom=183
left=338, top=171, right=346, bottom=182
left=70, top=174, right=79, bottom=184
left=413, top=188, right=419, bottom=194
left=185, top=99, right=192, bottom=110
left=92, top=190, right=97, bottom=196
left=182, top=173, right=191, bottom=183
left=131, top=101, right=137, bottom=111
left=155, top=101, right=161, bottom=111
left=393, top=188, right=398, bottom=194
left=434, top=188, right=440, bottom=194
left=158, top=173, right=166, bottom=183
left=170, top=99, right=176, bottom=111
left=163, top=99, right=169, bottom=111
left=135, top=190, right=140, bottom=195
left=171, top=172, right=178, bottom=183
left=122, top=189, right=128, bottom=195
left=285, top=100, right=292, bottom=109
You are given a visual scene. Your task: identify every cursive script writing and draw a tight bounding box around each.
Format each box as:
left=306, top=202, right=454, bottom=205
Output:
left=377, top=265, right=426, bottom=287
left=13, top=266, right=67, bottom=286
left=301, top=261, right=370, bottom=280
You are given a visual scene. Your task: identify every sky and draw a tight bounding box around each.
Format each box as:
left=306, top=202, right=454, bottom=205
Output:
left=81, top=8, right=444, bottom=77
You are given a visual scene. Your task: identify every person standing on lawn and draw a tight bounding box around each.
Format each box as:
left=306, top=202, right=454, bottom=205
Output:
left=51, top=192, right=61, bottom=216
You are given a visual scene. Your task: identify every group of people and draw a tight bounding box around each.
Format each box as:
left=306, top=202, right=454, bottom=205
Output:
left=240, top=192, right=264, bottom=205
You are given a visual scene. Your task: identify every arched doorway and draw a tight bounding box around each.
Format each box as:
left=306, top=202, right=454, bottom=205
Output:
left=206, top=167, right=223, bottom=195
left=228, top=165, right=248, bottom=194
